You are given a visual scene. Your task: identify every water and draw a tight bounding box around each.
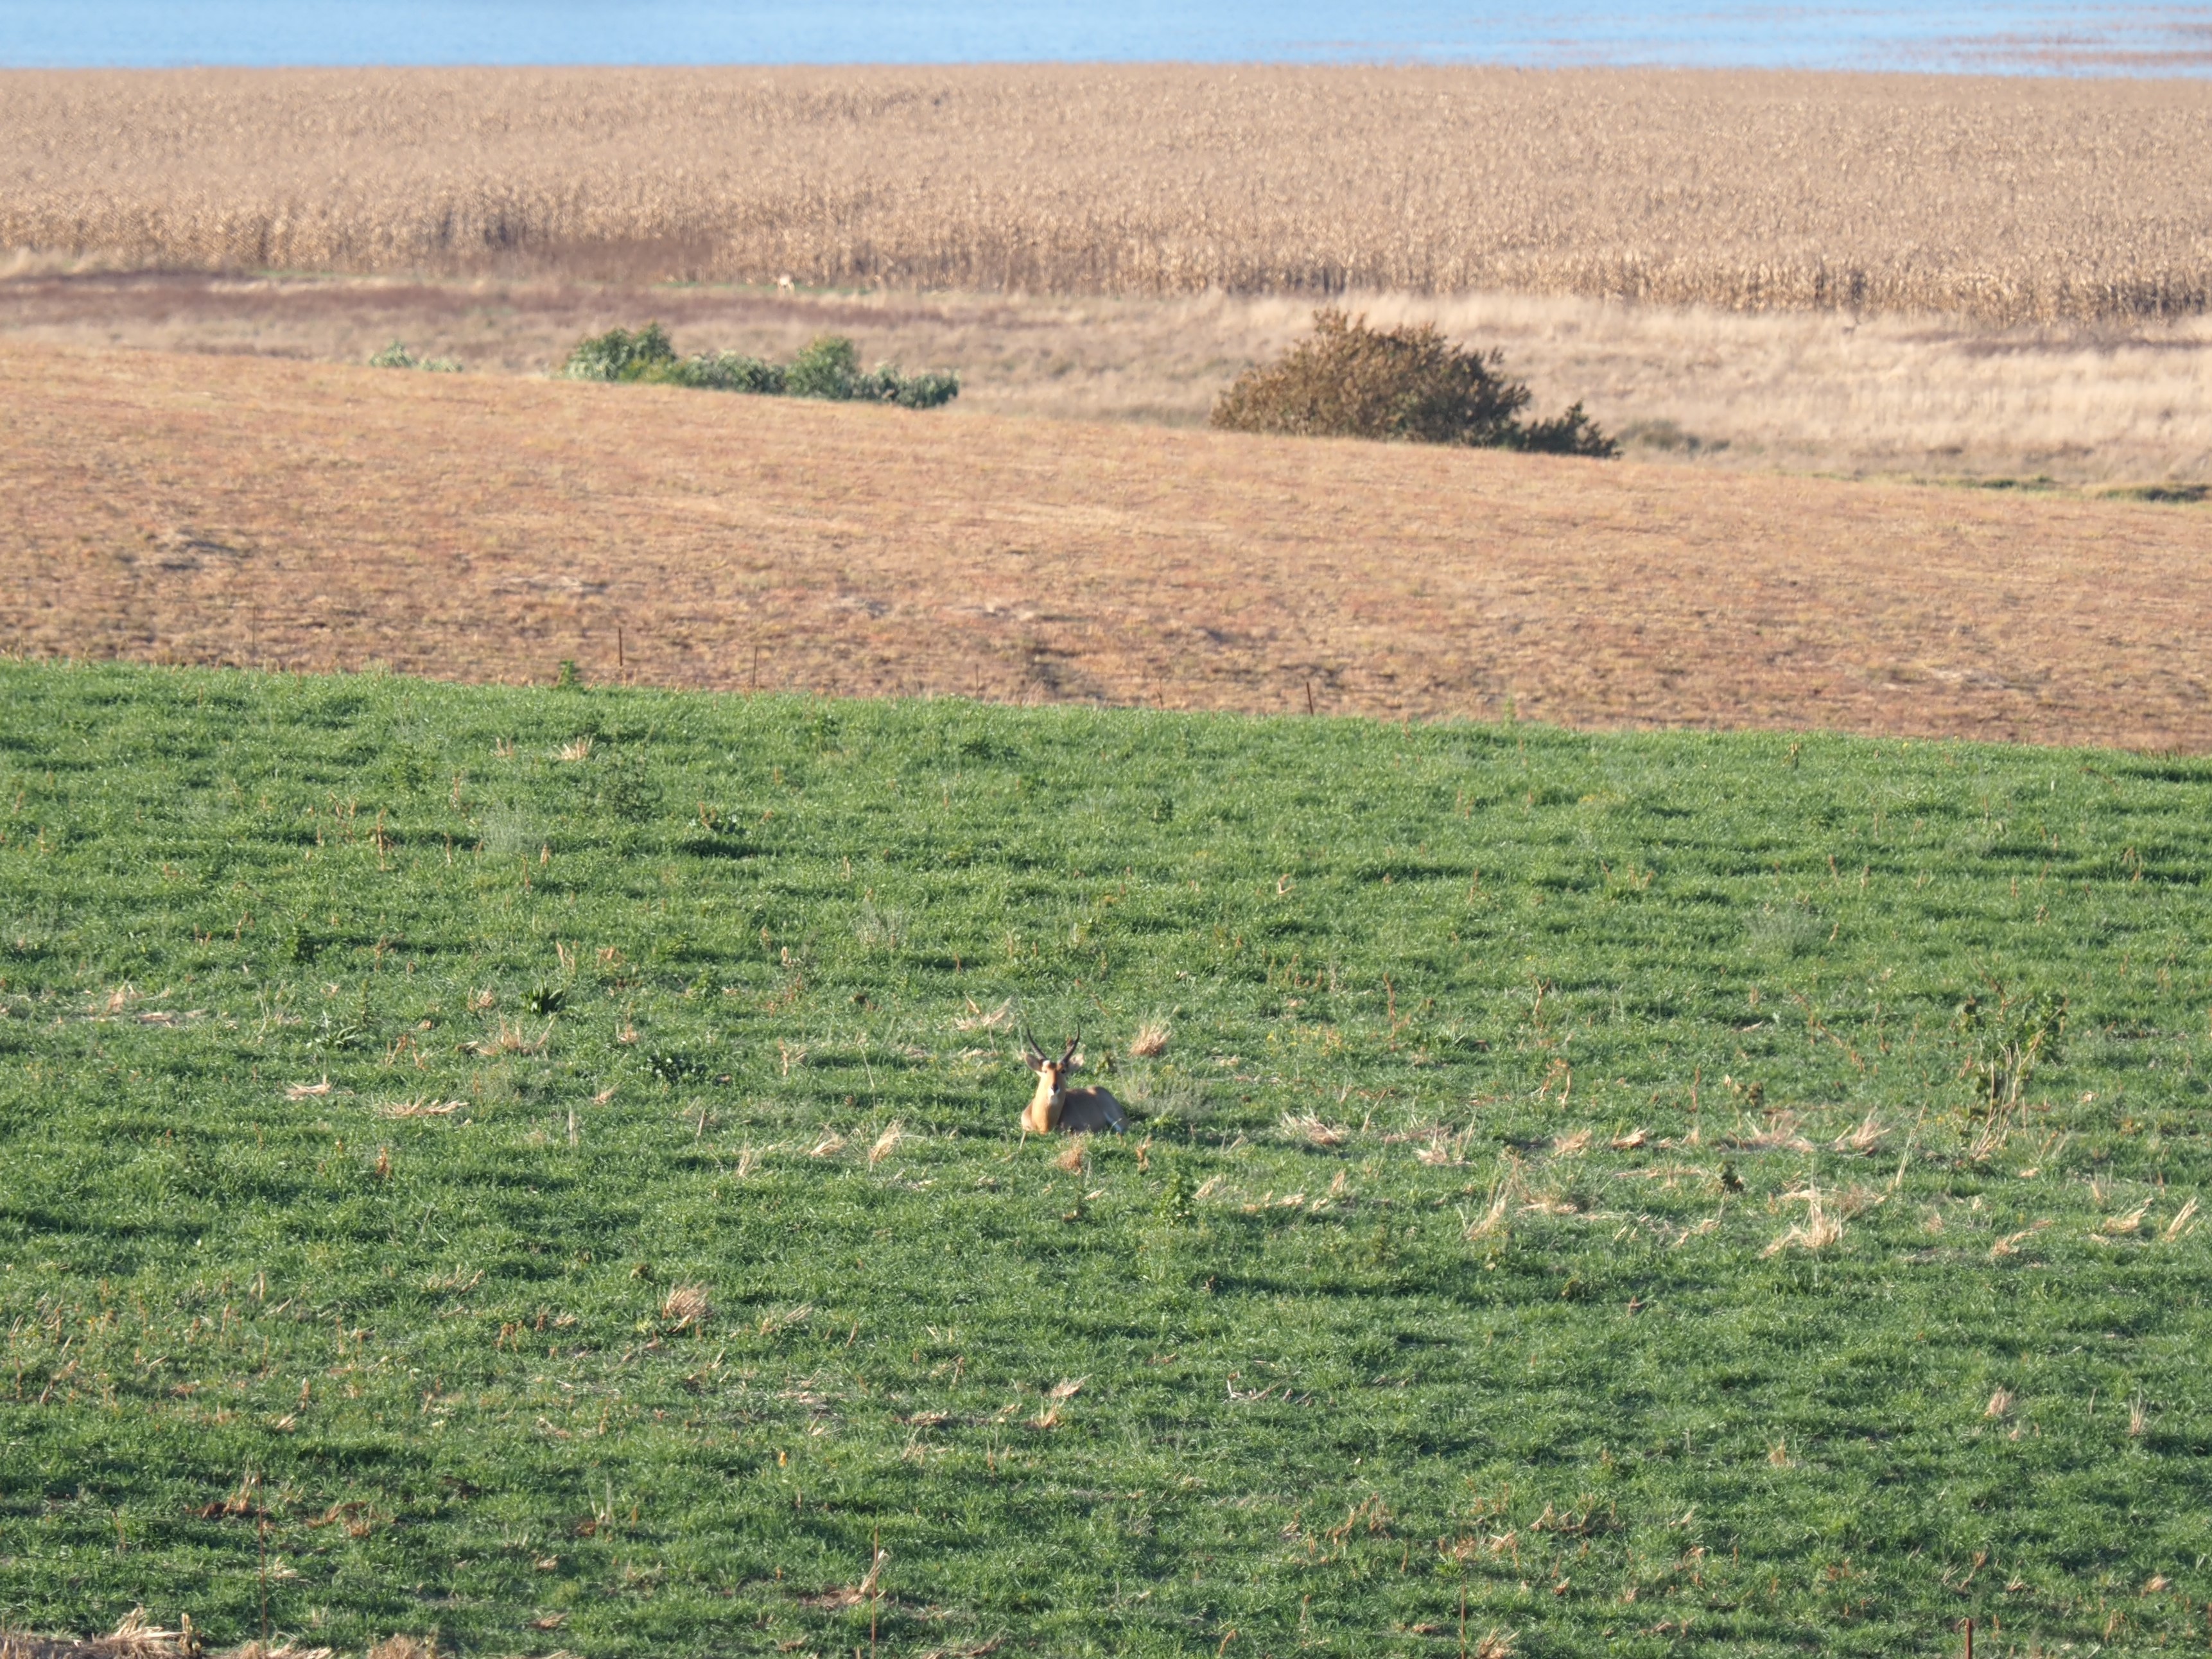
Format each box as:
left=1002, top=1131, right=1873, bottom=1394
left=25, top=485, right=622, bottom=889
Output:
left=1, top=0, right=2208, bottom=73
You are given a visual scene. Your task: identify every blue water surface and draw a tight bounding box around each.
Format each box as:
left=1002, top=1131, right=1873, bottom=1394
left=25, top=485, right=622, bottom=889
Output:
left=1, top=0, right=2208, bottom=73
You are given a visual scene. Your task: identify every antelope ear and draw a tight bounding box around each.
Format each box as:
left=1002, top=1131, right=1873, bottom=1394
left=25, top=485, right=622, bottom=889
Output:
left=1020, top=1049, right=1045, bottom=1072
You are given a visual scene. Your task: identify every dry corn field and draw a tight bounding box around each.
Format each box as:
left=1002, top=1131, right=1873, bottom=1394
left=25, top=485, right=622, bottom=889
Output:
left=7, top=65, right=2212, bottom=324
left=6, top=340, right=2212, bottom=750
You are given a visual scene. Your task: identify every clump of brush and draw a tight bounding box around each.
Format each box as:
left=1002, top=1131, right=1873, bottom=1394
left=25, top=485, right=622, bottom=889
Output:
left=1210, top=309, right=1615, bottom=457
left=559, top=322, right=958, bottom=408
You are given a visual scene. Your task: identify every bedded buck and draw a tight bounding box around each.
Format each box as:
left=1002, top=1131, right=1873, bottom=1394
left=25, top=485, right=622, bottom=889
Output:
left=1020, top=1029, right=1128, bottom=1134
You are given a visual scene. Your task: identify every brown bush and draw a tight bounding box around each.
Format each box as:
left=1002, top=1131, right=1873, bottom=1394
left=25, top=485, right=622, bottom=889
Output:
left=1210, top=309, right=1615, bottom=456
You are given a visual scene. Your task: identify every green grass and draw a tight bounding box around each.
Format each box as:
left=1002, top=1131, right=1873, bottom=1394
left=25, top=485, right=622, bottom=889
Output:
left=2, top=658, right=2209, bottom=1658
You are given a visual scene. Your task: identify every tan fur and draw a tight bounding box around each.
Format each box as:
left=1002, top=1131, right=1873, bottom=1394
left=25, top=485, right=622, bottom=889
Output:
left=1021, top=1037, right=1128, bottom=1135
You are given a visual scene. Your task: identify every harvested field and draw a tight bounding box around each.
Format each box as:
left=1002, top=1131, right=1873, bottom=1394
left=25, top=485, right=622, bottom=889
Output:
left=6, top=270, right=2211, bottom=483
left=6, top=65, right=2212, bottom=323
left=5, top=342, right=2211, bottom=749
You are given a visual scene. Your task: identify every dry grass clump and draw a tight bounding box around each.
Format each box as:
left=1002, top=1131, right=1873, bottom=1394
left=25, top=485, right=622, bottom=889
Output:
left=1212, top=309, right=1614, bottom=456
left=661, top=1283, right=711, bottom=1331
left=867, top=1120, right=907, bottom=1168
left=1762, top=1186, right=1847, bottom=1256
left=6, top=67, right=2212, bottom=324
left=0, top=1610, right=192, bottom=1659
left=0, top=1615, right=396, bottom=1659
left=1127, top=1016, right=1172, bottom=1057
left=1282, top=1113, right=1347, bottom=1148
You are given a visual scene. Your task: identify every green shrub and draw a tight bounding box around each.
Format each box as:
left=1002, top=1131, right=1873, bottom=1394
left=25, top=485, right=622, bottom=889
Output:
left=1210, top=308, right=1615, bottom=457
left=559, top=324, right=957, bottom=408
left=369, top=340, right=463, bottom=372
left=671, top=351, right=786, bottom=394
left=784, top=333, right=862, bottom=399
left=559, top=322, right=680, bottom=382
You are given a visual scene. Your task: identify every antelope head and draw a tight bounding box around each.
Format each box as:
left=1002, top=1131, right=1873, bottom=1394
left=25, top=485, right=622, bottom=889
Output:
left=1020, top=1027, right=1081, bottom=1133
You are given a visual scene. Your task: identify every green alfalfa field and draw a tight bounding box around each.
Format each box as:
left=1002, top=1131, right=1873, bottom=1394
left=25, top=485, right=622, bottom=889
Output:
left=1, top=657, right=2209, bottom=1658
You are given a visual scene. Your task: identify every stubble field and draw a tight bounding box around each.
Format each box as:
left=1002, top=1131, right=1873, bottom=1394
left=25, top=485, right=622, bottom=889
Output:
left=4, top=342, right=2212, bottom=750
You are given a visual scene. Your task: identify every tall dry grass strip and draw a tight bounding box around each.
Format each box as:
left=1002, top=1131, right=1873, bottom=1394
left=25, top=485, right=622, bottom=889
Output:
left=6, top=67, right=2212, bottom=322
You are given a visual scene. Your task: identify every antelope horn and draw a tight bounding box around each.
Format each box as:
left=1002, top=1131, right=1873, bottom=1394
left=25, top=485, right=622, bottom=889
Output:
left=1020, top=1025, right=1046, bottom=1063
left=1060, top=1030, right=1080, bottom=1068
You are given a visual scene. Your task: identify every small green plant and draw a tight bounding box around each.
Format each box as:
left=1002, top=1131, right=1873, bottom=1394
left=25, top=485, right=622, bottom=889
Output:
left=1956, top=989, right=2066, bottom=1113
left=369, top=340, right=464, bottom=372
left=645, top=1050, right=702, bottom=1085
left=1210, top=308, right=1614, bottom=456
left=1159, top=1160, right=1196, bottom=1224
left=559, top=324, right=957, bottom=408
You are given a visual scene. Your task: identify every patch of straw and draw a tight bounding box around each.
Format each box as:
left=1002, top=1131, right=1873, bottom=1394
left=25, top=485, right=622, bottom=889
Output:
left=1831, top=1111, right=1887, bottom=1154
left=378, top=1098, right=464, bottom=1118
left=1415, top=1124, right=1473, bottom=1165
left=661, top=1283, right=711, bottom=1331
left=1990, top=1219, right=2050, bottom=1259
left=1465, top=1154, right=1526, bottom=1240
left=1128, top=1016, right=1172, bottom=1057
left=1762, top=1186, right=1845, bottom=1256
left=1732, top=1111, right=1814, bottom=1153
left=759, top=1303, right=812, bottom=1335
left=868, top=1120, right=906, bottom=1168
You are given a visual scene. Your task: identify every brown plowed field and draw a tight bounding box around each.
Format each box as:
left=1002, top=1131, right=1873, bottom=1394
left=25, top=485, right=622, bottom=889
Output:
left=4, top=343, right=2210, bottom=750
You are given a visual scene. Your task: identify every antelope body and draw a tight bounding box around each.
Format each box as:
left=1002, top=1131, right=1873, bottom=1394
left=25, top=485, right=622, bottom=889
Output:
left=1020, top=1030, right=1128, bottom=1134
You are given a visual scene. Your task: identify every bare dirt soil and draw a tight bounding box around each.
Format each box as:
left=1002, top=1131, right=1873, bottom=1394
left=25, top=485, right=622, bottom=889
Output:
left=4, top=342, right=2210, bottom=750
